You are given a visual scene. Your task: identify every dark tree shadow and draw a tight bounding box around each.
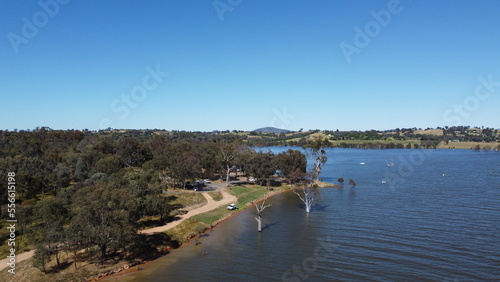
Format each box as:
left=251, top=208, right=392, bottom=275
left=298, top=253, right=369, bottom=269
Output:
left=262, top=221, right=280, bottom=231
left=128, top=233, right=178, bottom=260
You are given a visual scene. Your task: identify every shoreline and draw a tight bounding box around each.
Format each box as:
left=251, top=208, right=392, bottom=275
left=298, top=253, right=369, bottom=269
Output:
left=101, top=182, right=338, bottom=280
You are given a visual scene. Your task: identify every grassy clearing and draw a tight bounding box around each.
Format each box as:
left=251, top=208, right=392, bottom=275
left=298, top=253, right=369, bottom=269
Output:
left=168, top=192, right=206, bottom=208
left=165, top=219, right=207, bottom=244
left=193, top=185, right=270, bottom=226
left=192, top=205, right=232, bottom=226
left=207, top=191, right=223, bottom=201
left=415, top=129, right=443, bottom=135
left=228, top=185, right=269, bottom=207
left=438, top=141, right=499, bottom=149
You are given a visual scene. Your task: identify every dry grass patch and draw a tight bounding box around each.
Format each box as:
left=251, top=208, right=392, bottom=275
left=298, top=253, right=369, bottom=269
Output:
left=207, top=191, right=223, bottom=201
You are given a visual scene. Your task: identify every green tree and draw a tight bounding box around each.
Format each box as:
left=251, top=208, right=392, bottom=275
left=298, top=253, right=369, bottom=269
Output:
left=30, top=196, right=70, bottom=268
left=273, top=149, right=307, bottom=183
left=117, top=138, right=152, bottom=167
left=70, top=183, right=138, bottom=259
left=244, top=151, right=276, bottom=188
left=32, top=244, right=51, bottom=274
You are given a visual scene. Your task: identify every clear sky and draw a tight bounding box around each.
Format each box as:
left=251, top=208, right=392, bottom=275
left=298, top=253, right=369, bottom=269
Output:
left=1, top=0, right=499, bottom=132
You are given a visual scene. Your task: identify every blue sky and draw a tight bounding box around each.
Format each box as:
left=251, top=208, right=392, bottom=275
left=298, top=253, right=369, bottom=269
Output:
left=1, top=0, right=499, bottom=131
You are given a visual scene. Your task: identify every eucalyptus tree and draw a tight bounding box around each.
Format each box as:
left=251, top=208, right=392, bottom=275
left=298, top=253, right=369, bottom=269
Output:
left=302, top=136, right=331, bottom=181
left=217, top=142, right=239, bottom=187
left=273, top=149, right=307, bottom=183
left=244, top=151, right=276, bottom=188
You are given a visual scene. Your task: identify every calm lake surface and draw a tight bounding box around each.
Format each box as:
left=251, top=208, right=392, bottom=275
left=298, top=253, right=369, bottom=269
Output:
left=119, top=148, right=499, bottom=281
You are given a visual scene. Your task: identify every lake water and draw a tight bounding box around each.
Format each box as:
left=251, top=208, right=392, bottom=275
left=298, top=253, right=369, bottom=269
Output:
left=118, top=148, right=500, bottom=281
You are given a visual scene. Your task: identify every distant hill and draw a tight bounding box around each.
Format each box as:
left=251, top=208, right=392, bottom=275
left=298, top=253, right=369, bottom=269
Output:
left=253, top=127, right=291, bottom=134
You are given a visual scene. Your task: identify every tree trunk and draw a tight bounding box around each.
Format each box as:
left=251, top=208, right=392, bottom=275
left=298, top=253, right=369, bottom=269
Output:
left=256, top=216, right=262, bottom=232
left=73, top=251, right=78, bottom=270
left=254, top=194, right=270, bottom=232
left=101, top=243, right=107, bottom=259
left=225, top=165, right=231, bottom=187
left=305, top=200, right=311, bottom=213
left=55, top=250, right=61, bottom=268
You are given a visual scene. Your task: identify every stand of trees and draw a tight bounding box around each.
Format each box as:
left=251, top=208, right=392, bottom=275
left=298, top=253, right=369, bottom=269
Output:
left=0, top=128, right=310, bottom=273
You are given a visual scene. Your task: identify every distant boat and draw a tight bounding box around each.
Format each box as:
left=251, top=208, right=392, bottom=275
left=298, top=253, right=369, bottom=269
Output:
left=490, top=171, right=498, bottom=176
left=381, top=179, right=387, bottom=184
left=386, top=159, right=394, bottom=168
left=360, top=162, right=365, bottom=165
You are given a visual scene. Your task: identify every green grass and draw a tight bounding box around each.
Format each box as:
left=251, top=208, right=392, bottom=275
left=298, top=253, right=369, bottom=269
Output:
left=165, top=219, right=207, bottom=244
left=228, top=185, right=269, bottom=207
left=207, top=191, right=223, bottom=201
left=192, top=205, right=232, bottom=226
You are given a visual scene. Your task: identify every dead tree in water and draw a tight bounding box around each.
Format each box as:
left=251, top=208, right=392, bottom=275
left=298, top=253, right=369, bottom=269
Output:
left=293, top=181, right=319, bottom=213
left=253, top=194, right=271, bottom=232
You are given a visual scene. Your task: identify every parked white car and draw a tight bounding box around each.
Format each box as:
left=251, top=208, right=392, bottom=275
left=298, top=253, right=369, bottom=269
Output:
left=203, top=179, right=211, bottom=184
left=227, top=203, right=238, bottom=210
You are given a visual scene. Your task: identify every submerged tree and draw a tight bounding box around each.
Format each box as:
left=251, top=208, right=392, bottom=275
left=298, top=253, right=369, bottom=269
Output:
left=253, top=194, right=271, bottom=232
left=293, top=178, right=320, bottom=213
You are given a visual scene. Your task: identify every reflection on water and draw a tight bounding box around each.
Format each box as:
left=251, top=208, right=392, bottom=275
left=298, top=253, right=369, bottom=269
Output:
left=117, top=149, right=500, bottom=281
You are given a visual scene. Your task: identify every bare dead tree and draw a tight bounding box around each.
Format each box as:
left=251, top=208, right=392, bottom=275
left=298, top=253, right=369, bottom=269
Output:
left=253, top=194, right=271, bottom=232
left=219, top=144, right=236, bottom=187
left=293, top=182, right=317, bottom=213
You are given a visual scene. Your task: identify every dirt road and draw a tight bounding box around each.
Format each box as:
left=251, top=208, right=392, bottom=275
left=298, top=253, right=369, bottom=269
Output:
left=0, top=250, right=35, bottom=272
left=139, top=189, right=237, bottom=234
